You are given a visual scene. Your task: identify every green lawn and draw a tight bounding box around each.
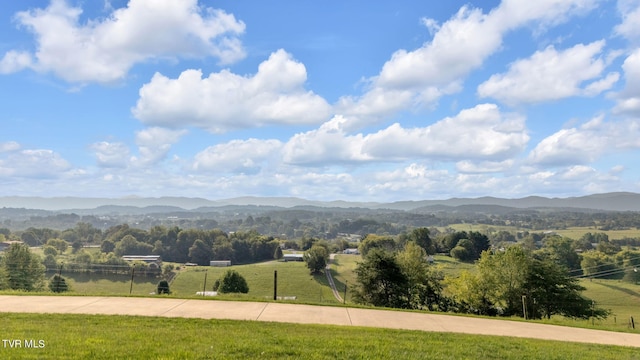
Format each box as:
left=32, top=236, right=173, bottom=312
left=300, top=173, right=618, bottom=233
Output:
left=169, top=261, right=338, bottom=303
left=56, top=272, right=158, bottom=296
left=0, top=313, right=638, bottom=360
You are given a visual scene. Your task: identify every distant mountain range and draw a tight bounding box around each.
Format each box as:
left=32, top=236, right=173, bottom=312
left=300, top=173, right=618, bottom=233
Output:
left=1, top=192, right=640, bottom=213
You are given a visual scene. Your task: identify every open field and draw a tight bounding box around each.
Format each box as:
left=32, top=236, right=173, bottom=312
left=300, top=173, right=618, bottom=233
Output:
left=442, top=224, right=640, bottom=240
left=170, top=260, right=338, bottom=303
left=56, top=272, right=158, bottom=296
left=1, top=312, right=639, bottom=359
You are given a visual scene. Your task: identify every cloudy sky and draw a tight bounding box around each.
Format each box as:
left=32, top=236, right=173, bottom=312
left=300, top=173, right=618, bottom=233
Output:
left=1, top=0, right=639, bottom=202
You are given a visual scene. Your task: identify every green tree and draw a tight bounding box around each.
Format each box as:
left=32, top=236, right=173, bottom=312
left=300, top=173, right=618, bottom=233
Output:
left=156, top=279, right=170, bottom=294
left=450, top=239, right=475, bottom=262
left=43, top=245, right=58, bottom=257
left=476, top=246, right=530, bottom=316
left=101, top=240, right=116, bottom=254
left=1, top=243, right=45, bottom=291
left=352, top=249, right=409, bottom=309
left=396, top=242, right=444, bottom=310
left=538, top=236, right=581, bottom=271
left=452, top=245, right=608, bottom=319
left=525, top=258, right=608, bottom=320
left=580, top=250, right=618, bottom=279
left=445, top=270, right=496, bottom=316
left=218, top=270, right=249, bottom=294
left=408, top=228, right=435, bottom=254
left=0, top=266, right=8, bottom=290
left=48, top=274, right=70, bottom=293
left=46, top=238, right=69, bottom=253
left=274, top=246, right=283, bottom=260
left=188, top=239, right=214, bottom=266
left=358, top=234, right=396, bottom=256
left=114, top=235, right=153, bottom=256
left=303, top=245, right=329, bottom=274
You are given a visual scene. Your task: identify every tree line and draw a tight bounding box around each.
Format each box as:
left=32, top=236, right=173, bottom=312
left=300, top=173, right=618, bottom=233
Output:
left=348, top=228, right=609, bottom=320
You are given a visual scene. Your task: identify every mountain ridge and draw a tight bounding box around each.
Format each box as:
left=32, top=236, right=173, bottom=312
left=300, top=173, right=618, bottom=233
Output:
left=1, top=192, right=640, bottom=212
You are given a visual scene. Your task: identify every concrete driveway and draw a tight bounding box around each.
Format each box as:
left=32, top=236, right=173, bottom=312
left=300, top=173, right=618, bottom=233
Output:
left=1, top=295, right=639, bottom=348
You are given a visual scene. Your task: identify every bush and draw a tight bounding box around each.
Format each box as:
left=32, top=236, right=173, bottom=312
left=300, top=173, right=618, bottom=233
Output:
left=218, top=270, right=249, bottom=294
left=48, top=274, right=70, bottom=293
left=157, top=280, right=170, bottom=294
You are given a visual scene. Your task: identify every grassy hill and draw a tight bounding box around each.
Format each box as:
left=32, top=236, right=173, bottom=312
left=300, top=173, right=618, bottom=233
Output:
left=1, top=313, right=637, bottom=359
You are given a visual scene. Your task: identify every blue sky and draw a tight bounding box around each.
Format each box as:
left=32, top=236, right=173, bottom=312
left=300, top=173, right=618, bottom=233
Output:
left=1, top=0, right=639, bottom=202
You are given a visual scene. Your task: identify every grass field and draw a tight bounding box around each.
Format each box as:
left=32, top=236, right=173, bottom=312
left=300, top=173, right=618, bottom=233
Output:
left=443, top=223, right=640, bottom=240
left=170, top=260, right=338, bottom=303
left=0, top=313, right=638, bottom=360
left=57, top=272, right=158, bottom=296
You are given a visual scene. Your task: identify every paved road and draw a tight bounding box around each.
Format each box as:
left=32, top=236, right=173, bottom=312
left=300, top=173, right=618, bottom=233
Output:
left=1, top=295, right=639, bottom=348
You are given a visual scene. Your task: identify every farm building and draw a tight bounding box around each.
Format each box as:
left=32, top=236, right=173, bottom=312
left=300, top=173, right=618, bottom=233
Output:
left=210, top=260, right=232, bottom=267
left=282, top=253, right=304, bottom=262
left=122, top=255, right=162, bottom=268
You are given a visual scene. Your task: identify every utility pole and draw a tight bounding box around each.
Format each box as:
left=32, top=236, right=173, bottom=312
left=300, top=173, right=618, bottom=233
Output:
left=273, top=270, right=277, bottom=300
left=343, top=280, right=347, bottom=304
left=522, top=295, right=527, bottom=320
left=203, top=270, right=208, bottom=297
left=129, top=265, right=135, bottom=295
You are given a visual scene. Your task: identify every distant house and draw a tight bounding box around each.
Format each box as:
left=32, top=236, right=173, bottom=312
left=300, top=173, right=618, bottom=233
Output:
left=122, top=255, right=162, bottom=268
left=0, top=241, right=22, bottom=252
left=342, top=248, right=359, bottom=255
left=210, top=260, right=232, bottom=267
left=282, top=254, right=304, bottom=262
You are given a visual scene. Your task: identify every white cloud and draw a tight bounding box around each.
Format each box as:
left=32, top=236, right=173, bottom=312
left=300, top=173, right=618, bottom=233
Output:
left=0, top=148, right=71, bottom=178
left=283, top=104, right=529, bottom=165
left=3, top=0, right=245, bottom=83
left=456, top=160, right=515, bottom=173
left=282, top=115, right=369, bottom=165
left=528, top=116, right=640, bottom=166
left=362, top=104, right=529, bottom=161
left=478, top=41, right=616, bottom=104
left=133, top=127, right=187, bottom=166
left=337, top=0, right=599, bottom=128
left=613, top=49, right=640, bottom=115
left=193, top=138, right=283, bottom=174
left=133, top=49, right=332, bottom=133
left=0, top=51, right=33, bottom=74
left=90, top=141, right=130, bottom=168
left=0, top=141, right=21, bottom=152
left=615, top=0, right=640, bottom=42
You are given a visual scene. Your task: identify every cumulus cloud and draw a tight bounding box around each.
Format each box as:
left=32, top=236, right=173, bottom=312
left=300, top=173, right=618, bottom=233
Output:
left=336, top=0, right=599, bottom=128
left=456, top=160, right=515, bottom=173
left=282, top=116, right=369, bottom=165
left=283, top=104, right=529, bottom=165
left=133, top=127, right=187, bottom=166
left=613, top=49, right=640, bottom=115
left=0, top=148, right=71, bottom=178
left=2, top=0, right=245, bottom=83
left=0, top=141, right=21, bottom=152
left=615, top=0, right=640, bottom=42
left=90, top=141, right=131, bottom=168
left=528, top=116, right=640, bottom=166
left=0, top=51, right=33, bottom=74
left=362, top=104, right=529, bottom=161
left=193, top=138, right=283, bottom=174
left=478, top=41, right=618, bottom=104
left=133, top=49, right=332, bottom=133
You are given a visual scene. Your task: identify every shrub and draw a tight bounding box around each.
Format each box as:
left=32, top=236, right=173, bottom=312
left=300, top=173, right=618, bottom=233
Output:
left=218, top=270, right=249, bottom=294
left=157, top=280, right=170, bottom=294
left=48, top=274, right=70, bottom=293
